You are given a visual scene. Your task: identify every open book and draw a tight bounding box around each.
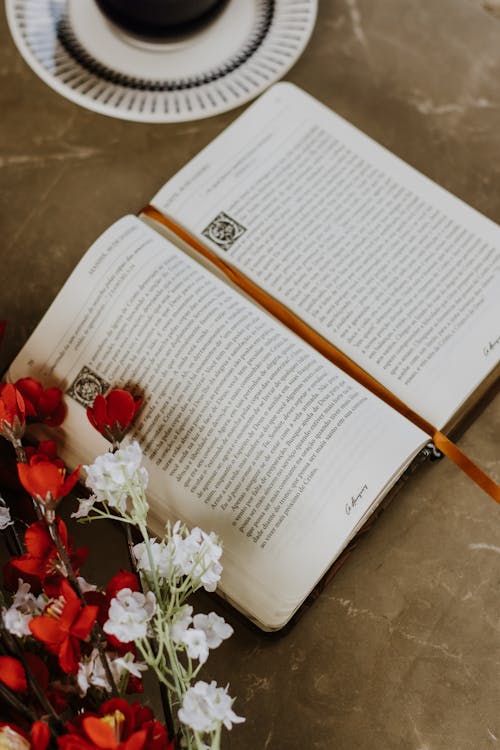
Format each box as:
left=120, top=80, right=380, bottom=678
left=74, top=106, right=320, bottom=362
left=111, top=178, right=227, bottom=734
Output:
left=7, top=83, right=500, bottom=630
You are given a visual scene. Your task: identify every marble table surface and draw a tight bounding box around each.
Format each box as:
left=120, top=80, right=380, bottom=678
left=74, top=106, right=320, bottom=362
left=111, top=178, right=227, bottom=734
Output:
left=1, top=1, right=500, bottom=748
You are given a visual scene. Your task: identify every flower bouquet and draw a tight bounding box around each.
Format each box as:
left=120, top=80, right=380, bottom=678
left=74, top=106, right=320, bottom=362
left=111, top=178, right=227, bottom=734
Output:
left=0, top=325, right=244, bottom=750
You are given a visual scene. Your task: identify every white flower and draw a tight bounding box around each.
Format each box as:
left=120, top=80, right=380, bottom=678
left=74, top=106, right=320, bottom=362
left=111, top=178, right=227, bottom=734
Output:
left=0, top=505, right=13, bottom=530
left=103, top=587, right=156, bottom=642
left=169, top=523, right=223, bottom=592
left=191, top=529, right=223, bottom=592
left=168, top=521, right=195, bottom=573
left=0, top=726, right=30, bottom=750
left=193, top=612, right=233, bottom=649
left=71, top=495, right=97, bottom=519
left=77, top=649, right=108, bottom=695
left=170, top=605, right=193, bottom=643
left=77, top=648, right=147, bottom=696
left=178, top=681, right=244, bottom=733
left=133, top=538, right=175, bottom=581
left=113, top=653, right=148, bottom=680
left=2, top=580, right=44, bottom=637
left=84, top=442, right=148, bottom=513
left=181, top=628, right=209, bottom=664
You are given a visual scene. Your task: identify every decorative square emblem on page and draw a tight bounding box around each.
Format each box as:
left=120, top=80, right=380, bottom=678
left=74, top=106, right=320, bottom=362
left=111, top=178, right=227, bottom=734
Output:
left=202, top=212, right=247, bottom=251
left=67, top=366, right=110, bottom=407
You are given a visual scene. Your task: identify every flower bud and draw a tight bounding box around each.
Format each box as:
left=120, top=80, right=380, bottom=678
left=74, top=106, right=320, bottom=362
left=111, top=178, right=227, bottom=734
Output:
left=87, top=389, right=141, bottom=444
left=0, top=384, right=26, bottom=442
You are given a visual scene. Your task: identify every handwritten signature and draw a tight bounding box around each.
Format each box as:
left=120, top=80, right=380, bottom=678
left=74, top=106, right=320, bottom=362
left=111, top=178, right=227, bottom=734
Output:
left=483, top=335, right=500, bottom=357
left=345, top=484, right=368, bottom=516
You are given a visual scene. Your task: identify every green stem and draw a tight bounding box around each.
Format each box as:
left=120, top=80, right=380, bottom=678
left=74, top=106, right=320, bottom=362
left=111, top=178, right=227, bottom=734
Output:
left=138, top=522, right=162, bottom=600
left=211, top=724, right=222, bottom=750
left=0, top=679, right=37, bottom=725
left=194, top=732, right=207, bottom=750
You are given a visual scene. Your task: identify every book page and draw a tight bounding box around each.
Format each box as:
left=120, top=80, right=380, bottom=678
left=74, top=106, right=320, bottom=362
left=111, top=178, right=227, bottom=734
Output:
left=151, top=83, right=500, bottom=430
left=9, top=216, right=426, bottom=629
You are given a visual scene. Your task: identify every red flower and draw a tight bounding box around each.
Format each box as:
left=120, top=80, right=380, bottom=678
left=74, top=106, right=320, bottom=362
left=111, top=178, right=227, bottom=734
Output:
left=87, top=390, right=141, bottom=444
left=59, top=698, right=173, bottom=750
left=25, top=440, right=65, bottom=468
left=17, top=455, right=80, bottom=512
left=29, top=579, right=98, bottom=674
left=11, top=518, right=88, bottom=596
left=30, top=722, right=51, bottom=750
left=0, top=383, right=26, bottom=441
left=0, top=721, right=50, bottom=750
left=15, top=377, right=66, bottom=427
left=0, top=656, right=27, bottom=692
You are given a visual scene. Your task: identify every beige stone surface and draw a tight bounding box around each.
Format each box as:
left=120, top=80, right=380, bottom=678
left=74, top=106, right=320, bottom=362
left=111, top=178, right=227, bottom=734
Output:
left=1, top=1, right=500, bottom=748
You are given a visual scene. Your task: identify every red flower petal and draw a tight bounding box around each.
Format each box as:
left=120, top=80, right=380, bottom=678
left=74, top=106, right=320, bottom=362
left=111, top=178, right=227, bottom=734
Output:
left=11, top=520, right=87, bottom=595
left=56, top=518, right=69, bottom=548
left=82, top=718, right=118, bottom=750
left=126, top=673, right=144, bottom=695
left=26, top=440, right=62, bottom=464
left=87, top=389, right=141, bottom=441
left=59, top=579, right=83, bottom=627
left=17, top=462, right=79, bottom=503
left=71, top=605, right=98, bottom=641
left=24, top=520, right=53, bottom=558
left=44, top=400, right=66, bottom=427
left=0, top=656, right=27, bottom=692
left=106, top=570, right=140, bottom=600
left=58, top=736, right=95, bottom=750
left=38, top=387, right=62, bottom=415
left=58, top=634, right=81, bottom=674
left=11, top=556, right=48, bottom=577
left=107, top=390, right=138, bottom=429
left=0, top=384, right=26, bottom=426
left=61, top=466, right=81, bottom=497
left=15, top=380, right=66, bottom=427
left=70, top=544, right=89, bottom=571
left=129, top=704, right=153, bottom=729
left=31, top=721, right=51, bottom=750
left=87, top=394, right=107, bottom=431
left=17, top=461, right=65, bottom=501
left=15, top=377, right=43, bottom=405
left=123, top=730, right=148, bottom=750
left=35, top=388, right=66, bottom=427
left=29, top=616, right=64, bottom=651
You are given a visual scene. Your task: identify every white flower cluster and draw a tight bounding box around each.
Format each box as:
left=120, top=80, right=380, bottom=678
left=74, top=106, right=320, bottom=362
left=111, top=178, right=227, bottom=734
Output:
left=77, top=648, right=147, bottom=696
left=169, top=606, right=233, bottom=664
left=82, top=442, right=148, bottom=515
left=133, top=522, right=223, bottom=592
left=70, top=435, right=241, bottom=747
left=2, top=580, right=45, bottom=637
left=178, top=681, right=244, bottom=733
left=103, top=588, right=156, bottom=643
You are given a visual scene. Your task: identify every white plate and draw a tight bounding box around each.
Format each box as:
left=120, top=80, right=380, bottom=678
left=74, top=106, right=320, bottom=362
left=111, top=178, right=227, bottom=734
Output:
left=6, top=0, right=317, bottom=122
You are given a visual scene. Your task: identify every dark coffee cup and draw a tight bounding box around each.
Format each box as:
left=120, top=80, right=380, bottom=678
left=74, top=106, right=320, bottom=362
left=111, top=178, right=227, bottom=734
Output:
left=96, top=0, right=226, bottom=36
